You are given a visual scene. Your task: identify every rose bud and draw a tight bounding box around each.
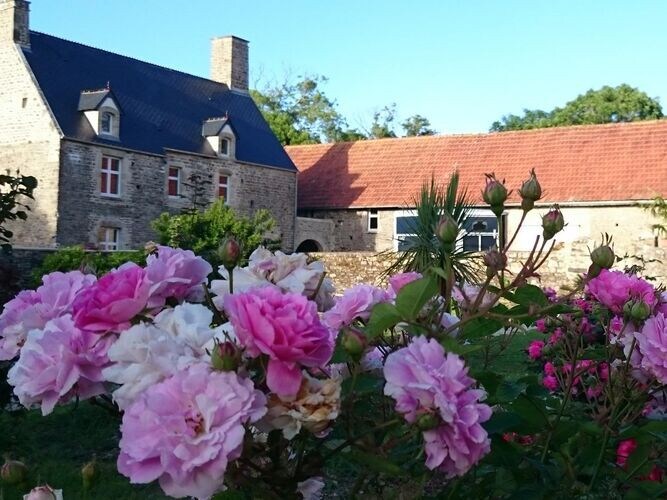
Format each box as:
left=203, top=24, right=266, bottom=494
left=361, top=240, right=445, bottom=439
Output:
left=210, top=340, right=240, bottom=372
left=586, top=262, right=602, bottom=280
left=435, top=213, right=458, bottom=245
left=542, top=205, right=565, bottom=240
left=341, top=327, right=367, bottom=359
left=482, top=173, right=508, bottom=217
left=81, top=458, right=96, bottom=491
left=590, top=244, right=615, bottom=269
left=416, top=413, right=439, bottom=431
left=519, top=169, right=542, bottom=211
left=629, top=301, right=651, bottom=322
left=218, top=237, right=241, bottom=271
left=1, top=458, right=27, bottom=485
left=483, top=248, right=507, bottom=277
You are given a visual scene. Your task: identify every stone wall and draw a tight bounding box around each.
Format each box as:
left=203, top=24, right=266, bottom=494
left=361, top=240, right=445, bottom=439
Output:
left=300, top=209, right=397, bottom=251
left=313, top=242, right=667, bottom=292
left=57, top=141, right=297, bottom=251
left=295, top=217, right=335, bottom=251
left=0, top=41, right=62, bottom=247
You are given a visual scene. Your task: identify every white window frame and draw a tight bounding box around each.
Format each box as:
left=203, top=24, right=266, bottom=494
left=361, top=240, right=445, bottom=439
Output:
left=167, top=166, right=181, bottom=197
left=367, top=209, right=379, bottom=233
left=99, top=227, right=120, bottom=251
left=461, top=209, right=500, bottom=252
left=100, top=156, right=121, bottom=197
left=218, top=174, right=229, bottom=204
left=392, top=208, right=500, bottom=252
left=100, top=111, right=114, bottom=135
left=220, top=137, right=231, bottom=157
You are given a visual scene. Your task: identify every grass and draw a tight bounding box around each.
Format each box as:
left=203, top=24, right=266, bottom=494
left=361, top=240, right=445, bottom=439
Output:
left=0, top=402, right=165, bottom=499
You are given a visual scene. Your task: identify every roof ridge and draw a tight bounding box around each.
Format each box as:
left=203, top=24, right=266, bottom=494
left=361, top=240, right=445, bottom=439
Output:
left=29, top=30, right=233, bottom=91
left=284, top=118, right=667, bottom=150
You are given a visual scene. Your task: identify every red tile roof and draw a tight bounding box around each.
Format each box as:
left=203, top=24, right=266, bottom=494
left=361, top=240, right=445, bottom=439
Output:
left=287, top=120, right=667, bottom=209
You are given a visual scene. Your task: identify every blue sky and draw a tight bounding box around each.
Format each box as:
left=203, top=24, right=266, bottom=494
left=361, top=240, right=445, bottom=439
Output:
left=31, top=0, right=667, bottom=135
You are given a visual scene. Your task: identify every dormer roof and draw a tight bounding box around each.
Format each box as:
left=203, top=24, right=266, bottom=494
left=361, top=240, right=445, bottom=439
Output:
left=202, top=116, right=235, bottom=137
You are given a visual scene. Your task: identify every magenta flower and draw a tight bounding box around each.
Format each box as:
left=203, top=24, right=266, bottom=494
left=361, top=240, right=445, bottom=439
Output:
left=587, top=270, right=656, bottom=314
left=383, top=336, right=491, bottom=478
left=656, top=292, right=667, bottom=316
left=535, top=319, right=547, bottom=333
left=387, top=272, right=422, bottom=296
left=7, top=315, right=113, bottom=415
left=72, top=262, right=150, bottom=332
left=0, top=271, right=96, bottom=360
left=117, top=364, right=266, bottom=499
left=224, top=287, right=334, bottom=397
left=322, top=284, right=390, bottom=333
left=542, top=375, right=558, bottom=391
left=634, top=312, right=667, bottom=384
left=527, top=340, right=544, bottom=360
left=145, top=246, right=212, bottom=309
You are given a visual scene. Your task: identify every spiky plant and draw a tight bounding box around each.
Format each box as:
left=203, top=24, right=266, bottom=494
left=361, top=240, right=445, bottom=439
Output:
left=646, top=196, right=667, bottom=238
left=382, top=172, right=481, bottom=284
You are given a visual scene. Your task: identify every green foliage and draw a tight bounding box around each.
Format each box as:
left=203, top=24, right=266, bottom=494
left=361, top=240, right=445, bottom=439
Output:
left=491, top=84, right=664, bottom=132
left=251, top=75, right=351, bottom=145
left=383, top=172, right=480, bottom=283
left=646, top=196, right=667, bottom=238
left=31, top=246, right=145, bottom=284
left=367, top=104, right=397, bottom=139
left=0, top=170, right=37, bottom=251
left=401, top=114, right=436, bottom=136
left=151, top=199, right=277, bottom=268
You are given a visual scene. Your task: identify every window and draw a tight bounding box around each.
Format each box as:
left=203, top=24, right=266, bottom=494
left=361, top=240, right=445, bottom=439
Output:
left=462, top=214, right=499, bottom=252
left=395, top=213, right=419, bottom=251
left=368, top=209, right=379, bottom=232
left=218, top=174, right=229, bottom=202
left=220, top=138, right=230, bottom=157
left=100, top=156, right=121, bottom=196
left=167, top=167, right=181, bottom=197
left=100, top=112, right=113, bottom=134
left=98, top=227, right=120, bottom=251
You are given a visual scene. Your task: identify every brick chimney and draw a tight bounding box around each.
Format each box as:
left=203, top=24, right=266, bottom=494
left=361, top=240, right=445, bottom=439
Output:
left=0, top=0, right=30, bottom=48
left=210, top=35, right=248, bottom=92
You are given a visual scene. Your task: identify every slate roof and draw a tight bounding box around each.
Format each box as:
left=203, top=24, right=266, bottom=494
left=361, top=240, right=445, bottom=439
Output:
left=286, top=120, right=667, bottom=209
left=23, top=31, right=296, bottom=171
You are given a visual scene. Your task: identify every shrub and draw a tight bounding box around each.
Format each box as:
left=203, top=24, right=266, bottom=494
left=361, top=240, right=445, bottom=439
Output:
left=0, top=170, right=37, bottom=251
left=31, top=246, right=145, bottom=285
left=151, top=199, right=278, bottom=268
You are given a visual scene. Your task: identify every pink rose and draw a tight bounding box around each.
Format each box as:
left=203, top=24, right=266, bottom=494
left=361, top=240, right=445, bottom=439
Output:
left=322, top=284, right=390, bottom=334
left=145, top=246, right=212, bottom=309
left=542, top=375, right=558, bottom=391
left=0, top=271, right=96, bottom=360
left=118, top=364, right=266, bottom=499
left=527, top=340, right=544, bottom=360
left=633, top=312, right=667, bottom=384
left=387, top=272, right=422, bottom=296
left=224, top=287, right=334, bottom=397
left=7, top=315, right=113, bottom=415
left=72, top=262, right=149, bottom=332
left=587, top=270, right=656, bottom=314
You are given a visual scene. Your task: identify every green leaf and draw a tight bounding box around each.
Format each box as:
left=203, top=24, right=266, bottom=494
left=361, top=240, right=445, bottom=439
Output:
left=365, top=302, right=403, bottom=339
left=341, top=373, right=384, bottom=397
left=439, top=335, right=483, bottom=355
left=495, top=380, right=528, bottom=403
left=461, top=317, right=503, bottom=340
left=484, top=411, right=522, bottom=434
left=473, top=370, right=503, bottom=397
left=212, top=490, right=247, bottom=500
left=511, top=284, right=549, bottom=307
left=508, top=396, right=547, bottom=429
left=347, top=449, right=405, bottom=475
left=394, top=273, right=439, bottom=321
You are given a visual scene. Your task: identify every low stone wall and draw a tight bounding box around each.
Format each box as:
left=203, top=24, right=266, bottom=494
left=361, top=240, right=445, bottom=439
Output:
left=313, top=242, right=667, bottom=292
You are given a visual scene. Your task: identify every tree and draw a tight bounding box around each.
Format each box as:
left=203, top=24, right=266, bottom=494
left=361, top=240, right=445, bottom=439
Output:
left=251, top=75, right=348, bottom=145
left=0, top=170, right=37, bottom=251
left=646, top=196, right=667, bottom=238
left=490, top=84, right=664, bottom=132
left=151, top=200, right=277, bottom=268
left=401, top=114, right=436, bottom=136
left=367, top=104, right=397, bottom=139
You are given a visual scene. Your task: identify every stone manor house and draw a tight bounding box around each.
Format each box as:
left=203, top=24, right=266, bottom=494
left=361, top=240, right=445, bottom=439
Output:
left=0, top=0, right=297, bottom=252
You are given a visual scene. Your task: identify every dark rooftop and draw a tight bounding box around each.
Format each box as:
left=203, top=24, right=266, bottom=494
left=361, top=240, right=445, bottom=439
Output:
left=23, top=31, right=296, bottom=171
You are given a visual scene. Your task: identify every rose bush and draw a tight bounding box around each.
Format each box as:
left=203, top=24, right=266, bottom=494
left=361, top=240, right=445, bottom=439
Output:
left=0, top=172, right=665, bottom=499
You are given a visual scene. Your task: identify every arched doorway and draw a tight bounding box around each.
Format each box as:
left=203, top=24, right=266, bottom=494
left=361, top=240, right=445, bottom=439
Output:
left=296, top=239, right=323, bottom=252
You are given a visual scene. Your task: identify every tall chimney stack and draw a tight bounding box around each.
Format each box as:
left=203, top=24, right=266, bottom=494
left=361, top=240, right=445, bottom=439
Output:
left=0, top=0, right=30, bottom=48
left=210, top=35, right=249, bottom=92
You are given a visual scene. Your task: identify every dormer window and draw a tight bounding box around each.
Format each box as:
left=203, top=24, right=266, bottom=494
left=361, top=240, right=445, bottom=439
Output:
left=100, top=112, right=113, bottom=134
left=78, top=88, right=121, bottom=140
left=202, top=117, right=236, bottom=159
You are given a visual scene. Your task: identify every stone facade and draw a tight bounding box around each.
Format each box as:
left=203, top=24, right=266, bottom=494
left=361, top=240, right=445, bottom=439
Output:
left=0, top=38, right=61, bottom=247
left=56, top=141, right=297, bottom=250
left=295, top=216, right=335, bottom=251
left=300, top=208, right=397, bottom=251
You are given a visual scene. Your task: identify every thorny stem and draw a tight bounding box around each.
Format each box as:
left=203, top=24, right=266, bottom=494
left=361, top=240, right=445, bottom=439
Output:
left=322, top=419, right=402, bottom=461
